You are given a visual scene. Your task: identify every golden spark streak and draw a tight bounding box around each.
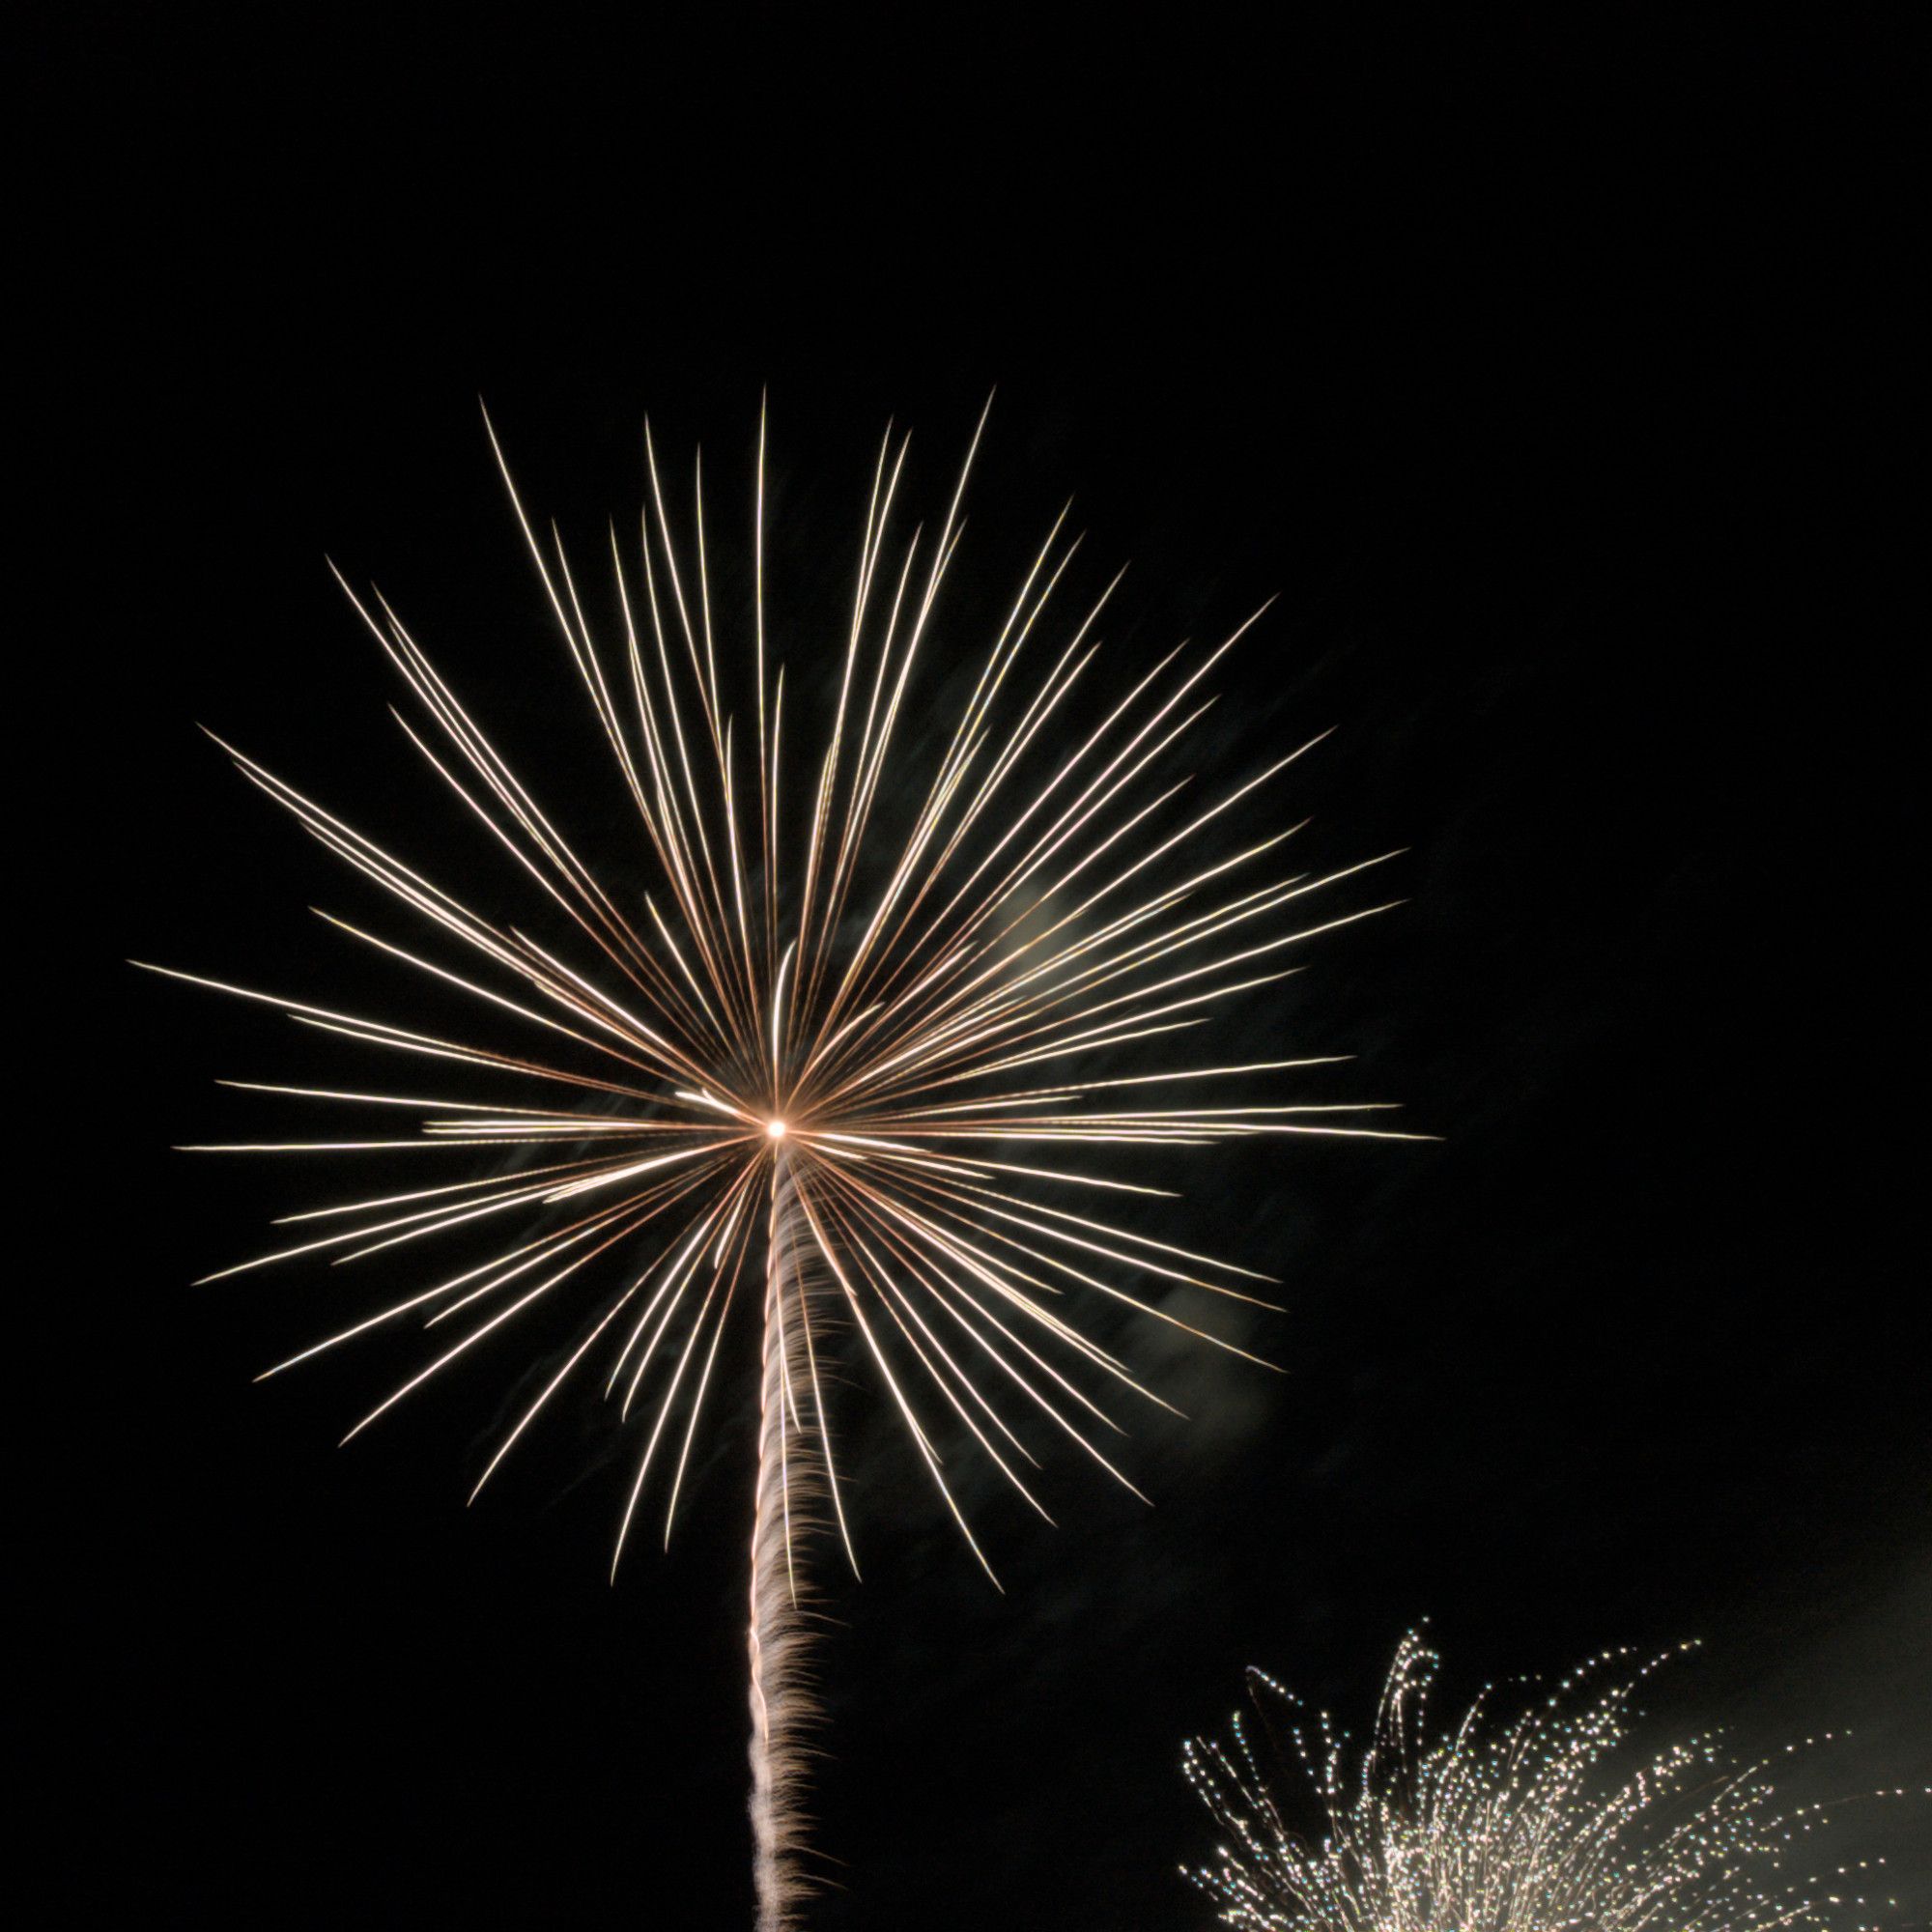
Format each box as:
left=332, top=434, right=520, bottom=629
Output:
left=157, top=398, right=1423, bottom=1918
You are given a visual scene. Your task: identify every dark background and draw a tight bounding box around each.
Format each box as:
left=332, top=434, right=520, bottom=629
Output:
left=41, top=10, right=1923, bottom=1927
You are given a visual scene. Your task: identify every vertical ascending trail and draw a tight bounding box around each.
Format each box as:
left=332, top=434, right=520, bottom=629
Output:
left=749, top=1154, right=821, bottom=1931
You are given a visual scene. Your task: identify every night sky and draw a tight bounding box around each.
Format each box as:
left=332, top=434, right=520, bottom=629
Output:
left=50, top=13, right=1923, bottom=1927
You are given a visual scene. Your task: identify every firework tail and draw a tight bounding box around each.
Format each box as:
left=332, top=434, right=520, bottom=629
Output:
left=750, top=1153, right=822, bottom=1930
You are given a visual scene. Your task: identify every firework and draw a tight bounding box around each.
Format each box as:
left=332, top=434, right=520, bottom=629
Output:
left=144, top=400, right=1417, bottom=1926
left=1183, top=1631, right=1918, bottom=1931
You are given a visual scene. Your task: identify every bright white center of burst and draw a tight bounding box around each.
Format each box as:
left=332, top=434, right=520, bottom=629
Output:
left=766, top=1118, right=788, bottom=1140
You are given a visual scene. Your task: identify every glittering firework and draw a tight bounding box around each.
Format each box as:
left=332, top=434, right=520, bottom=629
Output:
left=1183, top=1631, right=1916, bottom=1932
left=144, top=401, right=1418, bottom=1928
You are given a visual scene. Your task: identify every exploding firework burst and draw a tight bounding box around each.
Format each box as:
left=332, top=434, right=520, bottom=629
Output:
left=1183, top=1631, right=1918, bottom=1932
left=144, top=399, right=1418, bottom=1927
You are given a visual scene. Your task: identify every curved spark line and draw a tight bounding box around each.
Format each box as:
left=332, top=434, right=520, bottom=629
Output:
left=1183, top=1633, right=1921, bottom=1932
left=148, top=400, right=1422, bottom=1923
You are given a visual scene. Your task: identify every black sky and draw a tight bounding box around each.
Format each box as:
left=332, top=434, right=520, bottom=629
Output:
left=39, top=10, right=1924, bottom=1927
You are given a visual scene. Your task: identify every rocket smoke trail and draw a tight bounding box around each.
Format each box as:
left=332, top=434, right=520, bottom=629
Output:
left=749, top=1154, right=826, bottom=1929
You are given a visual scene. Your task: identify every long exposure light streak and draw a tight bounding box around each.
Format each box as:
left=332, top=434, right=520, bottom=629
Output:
left=147, top=400, right=1423, bottom=1928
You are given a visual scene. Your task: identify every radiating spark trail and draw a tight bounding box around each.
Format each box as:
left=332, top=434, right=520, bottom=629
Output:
left=152, top=401, right=1421, bottom=1927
